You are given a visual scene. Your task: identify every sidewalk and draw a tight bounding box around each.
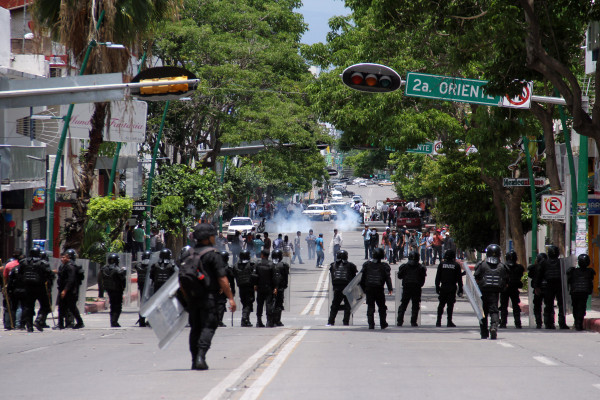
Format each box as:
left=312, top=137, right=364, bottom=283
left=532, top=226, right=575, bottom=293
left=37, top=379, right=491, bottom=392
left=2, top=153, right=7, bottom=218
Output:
left=83, top=277, right=139, bottom=314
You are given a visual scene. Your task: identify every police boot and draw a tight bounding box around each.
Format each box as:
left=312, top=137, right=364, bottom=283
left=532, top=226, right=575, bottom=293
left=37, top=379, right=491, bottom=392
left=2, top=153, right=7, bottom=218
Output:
left=193, top=350, right=209, bottom=371
left=396, top=308, right=405, bottom=327
left=558, top=315, right=569, bottom=330
left=480, top=322, right=489, bottom=339
left=368, top=312, right=375, bottom=329
left=256, top=317, right=265, bottom=328
left=499, top=311, right=507, bottom=329
left=342, top=309, right=351, bottom=326
left=514, top=312, right=522, bottom=329
left=274, top=311, right=284, bottom=327
left=447, top=305, right=456, bottom=327
left=33, top=317, right=44, bottom=332
left=266, top=314, right=274, bottom=328
left=379, top=310, right=388, bottom=330
left=436, top=305, right=443, bottom=327
left=544, top=315, right=556, bottom=329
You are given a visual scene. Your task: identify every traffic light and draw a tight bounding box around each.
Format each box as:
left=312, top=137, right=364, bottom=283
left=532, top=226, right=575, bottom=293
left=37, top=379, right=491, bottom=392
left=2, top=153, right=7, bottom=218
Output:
left=341, top=63, right=401, bottom=93
left=131, top=66, right=197, bottom=101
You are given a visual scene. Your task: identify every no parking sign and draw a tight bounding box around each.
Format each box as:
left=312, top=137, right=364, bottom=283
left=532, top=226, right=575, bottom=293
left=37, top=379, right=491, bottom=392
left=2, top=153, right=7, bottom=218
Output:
left=540, top=194, right=566, bottom=221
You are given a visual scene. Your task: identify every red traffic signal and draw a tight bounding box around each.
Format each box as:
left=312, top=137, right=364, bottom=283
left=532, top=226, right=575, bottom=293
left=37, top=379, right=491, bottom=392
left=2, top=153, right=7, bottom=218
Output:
left=341, top=63, right=401, bottom=93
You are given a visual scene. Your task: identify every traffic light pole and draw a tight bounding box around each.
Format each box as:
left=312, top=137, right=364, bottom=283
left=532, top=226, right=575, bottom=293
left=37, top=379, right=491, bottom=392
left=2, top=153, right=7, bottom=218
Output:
left=145, top=100, right=170, bottom=249
left=47, top=10, right=105, bottom=254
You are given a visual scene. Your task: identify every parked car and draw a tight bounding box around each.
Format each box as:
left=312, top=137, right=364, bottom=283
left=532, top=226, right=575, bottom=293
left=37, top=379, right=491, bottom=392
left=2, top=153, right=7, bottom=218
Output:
left=302, top=204, right=337, bottom=221
left=396, top=211, right=422, bottom=229
left=358, top=181, right=367, bottom=187
left=226, top=217, right=255, bottom=241
left=331, top=190, right=343, bottom=201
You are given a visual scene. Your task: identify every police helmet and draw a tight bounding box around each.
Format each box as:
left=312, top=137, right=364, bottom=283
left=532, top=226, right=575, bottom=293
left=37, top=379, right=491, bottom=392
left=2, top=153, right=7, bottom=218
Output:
left=159, top=248, right=172, bottom=260
left=578, top=254, right=591, bottom=268
left=408, top=250, right=419, bottom=262
left=108, top=253, right=120, bottom=264
left=372, top=247, right=385, bottom=261
left=485, top=244, right=501, bottom=264
left=193, top=223, right=217, bottom=242
left=64, top=249, right=77, bottom=261
left=271, top=249, right=283, bottom=262
left=142, top=250, right=153, bottom=260
left=42, top=251, right=50, bottom=261
left=219, top=251, right=229, bottom=264
left=535, top=252, right=548, bottom=264
left=505, top=250, right=517, bottom=264
left=29, top=246, right=42, bottom=259
left=547, top=245, right=560, bottom=259
left=443, top=249, right=455, bottom=261
left=336, top=250, right=349, bottom=262
left=239, top=250, right=251, bottom=261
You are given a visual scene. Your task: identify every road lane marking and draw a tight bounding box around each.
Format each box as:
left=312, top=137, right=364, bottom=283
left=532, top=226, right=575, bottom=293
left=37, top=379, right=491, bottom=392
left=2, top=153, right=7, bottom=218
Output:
left=533, top=356, right=558, bottom=366
left=313, top=274, right=330, bottom=315
left=239, top=326, right=310, bottom=400
left=20, top=346, right=49, bottom=354
left=202, top=331, right=289, bottom=400
left=497, top=342, right=514, bottom=348
left=300, top=267, right=328, bottom=315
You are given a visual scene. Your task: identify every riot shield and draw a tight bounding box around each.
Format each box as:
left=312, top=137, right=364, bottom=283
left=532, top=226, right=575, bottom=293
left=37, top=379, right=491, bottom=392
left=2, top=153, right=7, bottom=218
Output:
left=527, top=276, right=535, bottom=328
left=76, top=259, right=89, bottom=313
left=394, top=277, right=421, bottom=325
left=283, top=273, right=291, bottom=312
left=49, top=257, right=61, bottom=313
left=560, top=256, right=573, bottom=315
left=342, top=271, right=364, bottom=314
left=105, top=253, right=133, bottom=307
left=140, top=252, right=161, bottom=309
left=460, top=263, right=484, bottom=321
left=140, top=273, right=188, bottom=350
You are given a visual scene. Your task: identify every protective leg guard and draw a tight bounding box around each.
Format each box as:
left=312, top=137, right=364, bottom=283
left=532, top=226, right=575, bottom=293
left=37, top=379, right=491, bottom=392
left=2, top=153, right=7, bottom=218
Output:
left=447, top=305, right=456, bottom=327
left=514, top=311, right=522, bottom=329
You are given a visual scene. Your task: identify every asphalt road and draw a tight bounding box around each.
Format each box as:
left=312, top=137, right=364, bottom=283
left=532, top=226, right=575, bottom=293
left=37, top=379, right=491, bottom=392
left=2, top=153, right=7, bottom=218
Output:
left=3, top=185, right=600, bottom=399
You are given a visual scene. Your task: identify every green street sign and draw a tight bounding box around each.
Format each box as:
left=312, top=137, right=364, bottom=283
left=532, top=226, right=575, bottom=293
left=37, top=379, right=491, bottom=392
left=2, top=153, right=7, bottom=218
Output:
left=406, top=142, right=433, bottom=154
left=405, top=72, right=502, bottom=106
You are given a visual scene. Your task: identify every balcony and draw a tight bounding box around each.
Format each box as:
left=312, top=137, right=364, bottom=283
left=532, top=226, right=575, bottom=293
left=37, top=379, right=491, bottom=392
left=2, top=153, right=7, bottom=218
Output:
left=0, top=145, right=46, bottom=191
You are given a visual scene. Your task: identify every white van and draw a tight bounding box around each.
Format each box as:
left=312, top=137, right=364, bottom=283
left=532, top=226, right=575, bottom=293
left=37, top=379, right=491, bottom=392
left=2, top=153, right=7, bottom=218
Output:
left=331, top=190, right=343, bottom=201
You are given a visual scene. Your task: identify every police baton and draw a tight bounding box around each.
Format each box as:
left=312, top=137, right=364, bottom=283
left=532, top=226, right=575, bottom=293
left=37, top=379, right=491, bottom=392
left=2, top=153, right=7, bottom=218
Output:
left=2, top=280, right=14, bottom=330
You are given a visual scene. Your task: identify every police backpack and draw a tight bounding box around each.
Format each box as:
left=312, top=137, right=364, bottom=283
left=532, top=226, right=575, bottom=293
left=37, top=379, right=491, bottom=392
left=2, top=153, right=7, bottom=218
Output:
left=178, top=247, right=214, bottom=305
left=21, top=259, right=42, bottom=285
left=332, top=261, right=349, bottom=285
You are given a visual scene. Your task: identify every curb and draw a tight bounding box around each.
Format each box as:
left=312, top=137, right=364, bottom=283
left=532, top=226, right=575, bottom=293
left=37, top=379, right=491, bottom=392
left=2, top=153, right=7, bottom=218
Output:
left=84, top=290, right=139, bottom=314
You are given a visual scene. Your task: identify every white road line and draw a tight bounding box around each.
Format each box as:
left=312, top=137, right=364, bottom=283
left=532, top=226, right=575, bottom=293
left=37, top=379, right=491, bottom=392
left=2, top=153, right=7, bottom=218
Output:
left=533, top=356, right=558, bottom=366
left=313, top=273, right=330, bottom=315
left=300, top=267, right=328, bottom=315
left=497, top=341, right=514, bottom=348
left=239, top=326, right=311, bottom=400
left=202, top=331, right=289, bottom=400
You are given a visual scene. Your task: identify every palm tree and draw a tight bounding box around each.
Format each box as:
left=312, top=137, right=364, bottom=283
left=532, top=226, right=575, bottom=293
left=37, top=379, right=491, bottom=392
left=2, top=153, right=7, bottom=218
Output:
left=32, top=0, right=178, bottom=251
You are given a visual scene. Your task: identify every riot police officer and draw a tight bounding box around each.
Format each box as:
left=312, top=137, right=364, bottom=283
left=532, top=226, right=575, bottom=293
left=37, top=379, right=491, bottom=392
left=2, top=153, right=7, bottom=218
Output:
left=55, top=249, right=84, bottom=330
left=134, top=250, right=152, bottom=327
left=499, top=250, right=525, bottom=329
left=234, top=250, right=255, bottom=327
left=20, top=247, right=51, bottom=332
left=474, top=244, right=508, bottom=339
left=360, top=247, right=393, bottom=330
left=528, top=252, right=547, bottom=329
left=272, top=249, right=290, bottom=327
left=35, top=251, right=55, bottom=329
left=100, top=253, right=126, bottom=327
left=150, top=248, right=176, bottom=293
left=252, top=249, right=278, bottom=328
left=216, top=251, right=236, bottom=327
left=567, top=254, right=596, bottom=331
left=180, top=223, right=236, bottom=370
left=535, top=245, right=568, bottom=329
left=327, top=249, right=357, bottom=326
left=435, top=249, right=463, bottom=327
left=397, top=250, right=427, bottom=327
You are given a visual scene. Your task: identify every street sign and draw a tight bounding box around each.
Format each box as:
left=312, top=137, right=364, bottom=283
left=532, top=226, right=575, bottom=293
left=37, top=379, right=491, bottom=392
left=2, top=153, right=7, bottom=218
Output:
left=406, top=142, right=433, bottom=154
left=405, top=72, right=501, bottom=106
left=541, top=195, right=566, bottom=221
left=432, top=140, right=443, bottom=155
left=503, top=177, right=546, bottom=187
left=404, top=72, right=532, bottom=109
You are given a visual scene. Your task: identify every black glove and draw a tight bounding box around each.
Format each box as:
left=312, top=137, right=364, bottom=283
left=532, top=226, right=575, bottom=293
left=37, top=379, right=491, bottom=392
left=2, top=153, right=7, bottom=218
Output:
left=435, top=287, right=440, bottom=295
left=457, top=288, right=463, bottom=297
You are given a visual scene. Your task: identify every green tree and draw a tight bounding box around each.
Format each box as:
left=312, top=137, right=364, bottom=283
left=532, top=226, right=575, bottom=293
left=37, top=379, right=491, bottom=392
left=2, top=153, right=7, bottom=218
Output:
left=86, top=196, right=133, bottom=243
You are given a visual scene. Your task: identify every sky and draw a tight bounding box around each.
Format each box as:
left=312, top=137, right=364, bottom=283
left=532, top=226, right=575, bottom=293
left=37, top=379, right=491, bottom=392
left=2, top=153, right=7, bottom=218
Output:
left=297, top=0, right=349, bottom=45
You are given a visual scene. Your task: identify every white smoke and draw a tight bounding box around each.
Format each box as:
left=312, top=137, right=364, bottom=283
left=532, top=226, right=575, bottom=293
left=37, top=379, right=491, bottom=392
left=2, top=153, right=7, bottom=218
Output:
left=263, top=204, right=360, bottom=238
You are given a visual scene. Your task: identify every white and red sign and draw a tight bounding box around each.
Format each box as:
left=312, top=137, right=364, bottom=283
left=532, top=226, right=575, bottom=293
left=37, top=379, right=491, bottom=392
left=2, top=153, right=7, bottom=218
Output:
left=541, top=194, right=566, bottom=221
left=502, top=82, right=533, bottom=109
left=433, top=140, right=444, bottom=155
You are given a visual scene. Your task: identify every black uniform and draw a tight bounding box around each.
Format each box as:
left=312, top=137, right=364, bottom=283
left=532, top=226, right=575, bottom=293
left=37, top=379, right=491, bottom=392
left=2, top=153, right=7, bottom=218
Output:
left=527, top=262, right=544, bottom=328
left=435, top=260, right=463, bottom=327
left=4, top=260, right=25, bottom=330
left=181, top=245, right=228, bottom=369
left=56, top=260, right=84, bottom=329
left=234, top=259, right=256, bottom=326
left=99, top=262, right=126, bottom=327
left=397, top=260, right=427, bottom=327
left=327, top=260, right=357, bottom=326
left=253, top=258, right=278, bottom=327
left=134, top=258, right=151, bottom=327
left=474, top=261, right=508, bottom=339
left=19, top=256, right=52, bottom=332
left=149, top=259, right=176, bottom=293
left=535, top=257, right=567, bottom=329
left=360, top=260, right=393, bottom=329
left=566, top=265, right=595, bottom=331
left=273, top=260, right=290, bottom=326
left=499, top=262, right=524, bottom=328
left=216, top=262, right=235, bottom=327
